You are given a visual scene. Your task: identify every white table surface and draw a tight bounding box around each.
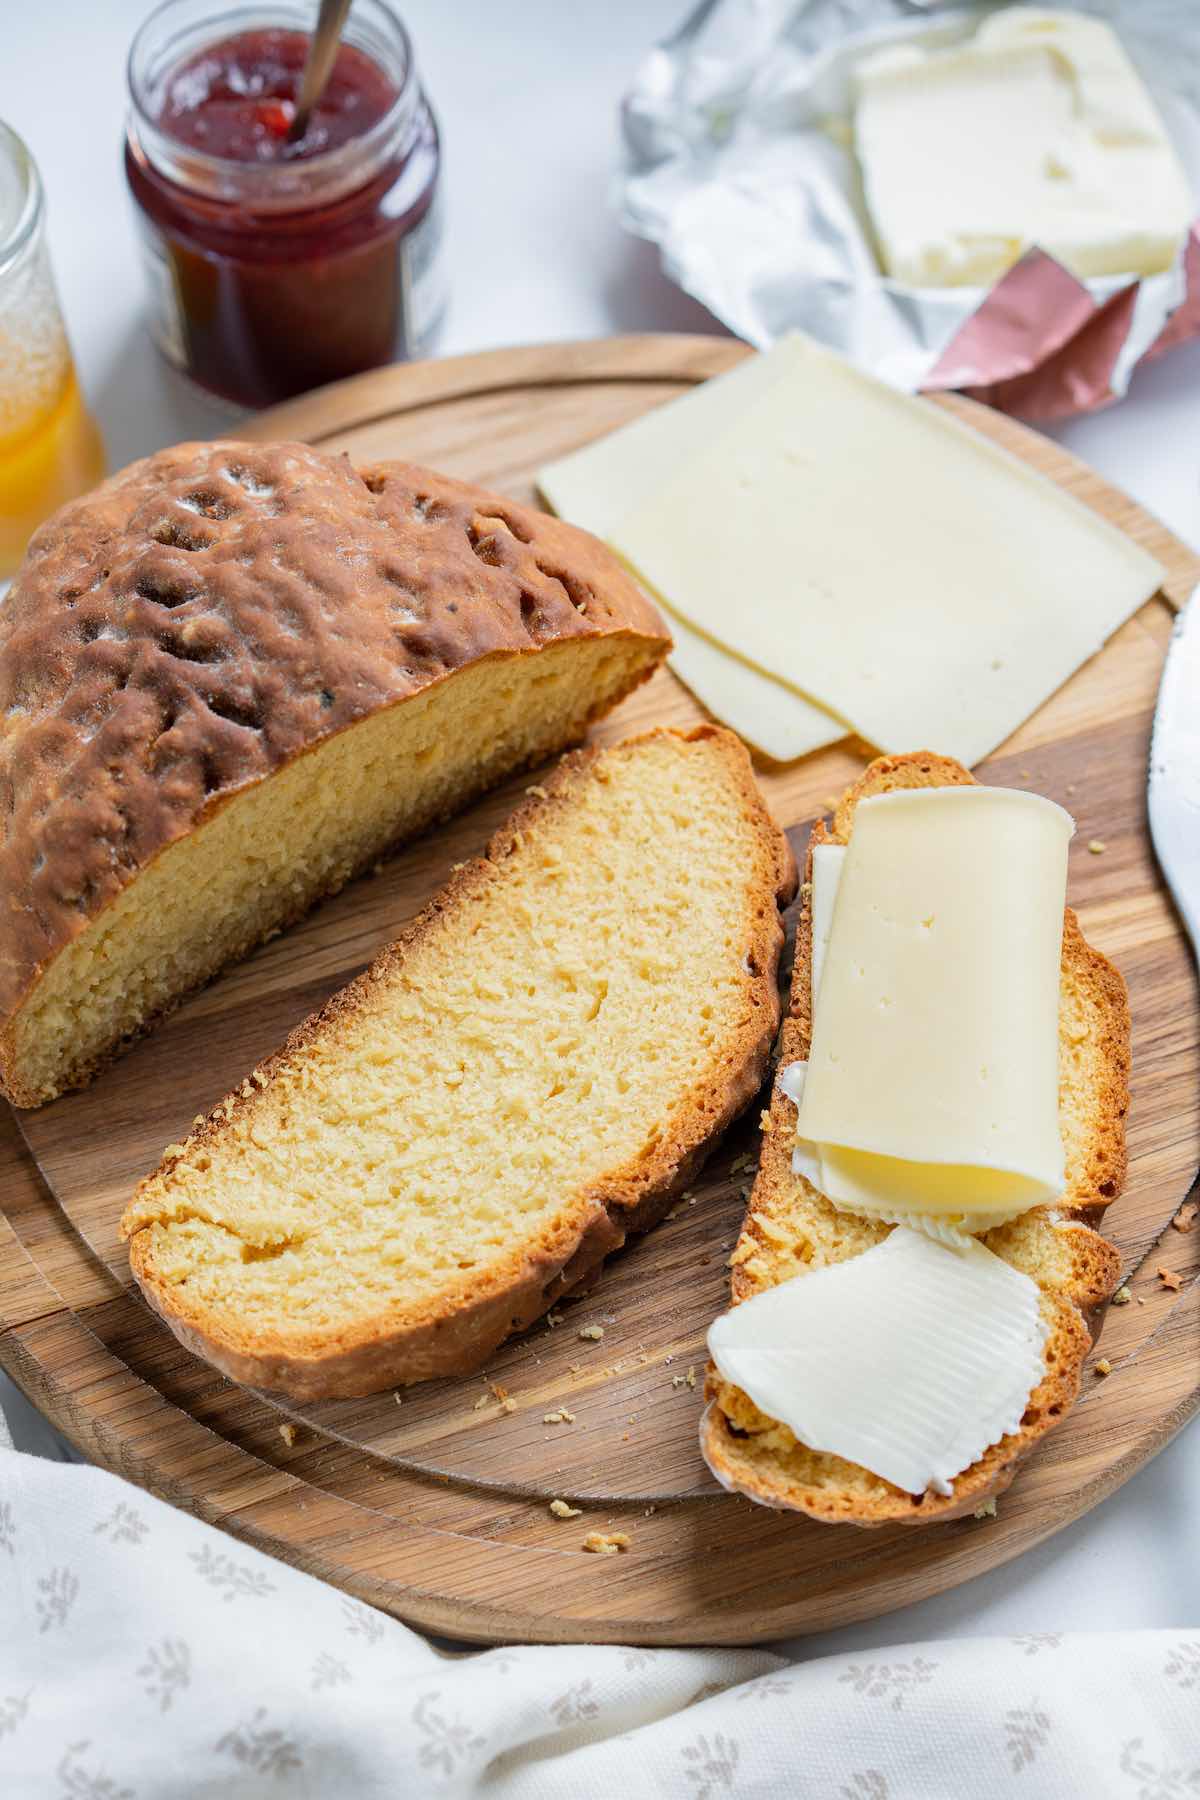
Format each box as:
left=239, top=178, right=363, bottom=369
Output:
left=4, top=0, right=1198, bottom=1657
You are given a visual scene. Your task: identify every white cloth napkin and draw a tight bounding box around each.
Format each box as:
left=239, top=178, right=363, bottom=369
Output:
left=1, top=1443, right=1197, bottom=1798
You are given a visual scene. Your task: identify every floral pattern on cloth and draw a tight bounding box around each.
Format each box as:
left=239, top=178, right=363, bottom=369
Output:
left=0, top=1444, right=1197, bottom=1797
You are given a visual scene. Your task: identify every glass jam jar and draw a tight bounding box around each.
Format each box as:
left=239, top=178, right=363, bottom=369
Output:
left=125, top=0, right=444, bottom=409
left=0, top=121, right=106, bottom=579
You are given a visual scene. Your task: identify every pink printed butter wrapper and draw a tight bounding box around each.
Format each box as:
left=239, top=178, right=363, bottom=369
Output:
left=620, top=0, right=1200, bottom=419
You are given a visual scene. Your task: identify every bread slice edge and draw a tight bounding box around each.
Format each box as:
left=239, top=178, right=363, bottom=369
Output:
left=123, top=724, right=798, bottom=1400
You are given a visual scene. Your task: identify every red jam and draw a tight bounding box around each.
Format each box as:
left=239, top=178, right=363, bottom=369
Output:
left=125, top=5, right=443, bottom=409
left=155, top=30, right=396, bottom=164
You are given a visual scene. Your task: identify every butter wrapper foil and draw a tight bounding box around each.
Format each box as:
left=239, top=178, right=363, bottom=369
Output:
left=619, top=0, right=1200, bottom=417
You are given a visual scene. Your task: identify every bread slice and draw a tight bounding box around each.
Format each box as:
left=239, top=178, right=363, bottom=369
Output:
left=0, top=442, right=669, bottom=1107
left=121, top=726, right=797, bottom=1400
left=702, top=751, right=1128, bottom=1525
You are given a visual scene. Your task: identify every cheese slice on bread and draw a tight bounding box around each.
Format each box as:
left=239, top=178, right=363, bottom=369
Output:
left=702, top=751, right=1127, bottom=1525
left=122, top=726, right=796, bottom=1400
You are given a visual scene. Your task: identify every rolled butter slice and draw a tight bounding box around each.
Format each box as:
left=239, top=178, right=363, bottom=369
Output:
left=708, top=1226, right=1047, bottom=1496
left=797, top=785, right=1072, bottom=1235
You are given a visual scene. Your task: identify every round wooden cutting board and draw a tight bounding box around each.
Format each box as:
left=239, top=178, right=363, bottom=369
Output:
left=2, top=336, right=1198, bottom=1645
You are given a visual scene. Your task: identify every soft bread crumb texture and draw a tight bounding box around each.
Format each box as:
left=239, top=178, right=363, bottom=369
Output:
left=0, top=440, right=668, bottom=1108
left=123, top=727, right=796, bottom=1397
left=10, top=635, right=653, bottom=1106
left=703, top=751, right=1128, bottom=1526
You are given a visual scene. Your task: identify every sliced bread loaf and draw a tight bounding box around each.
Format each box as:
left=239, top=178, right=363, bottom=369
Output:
left=122, top=726, right=797, bottom=1399
left=0, top=441, right=669, bottom=1106
left=702, top=751, right=1128, bottom=1525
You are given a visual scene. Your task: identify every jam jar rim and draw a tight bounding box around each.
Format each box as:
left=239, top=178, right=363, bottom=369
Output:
left=0, top=120, right=44, bottom=278
left=126, top=0, right=423, bottom=214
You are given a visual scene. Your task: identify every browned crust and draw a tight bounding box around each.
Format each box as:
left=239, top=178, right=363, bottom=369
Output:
left=0, top=442, right=670, bottom=1106
left=702, top=750, right=1129, bottom=1526
left=123, top=725, right=798, bottom=1400
left=0, top=633, right=661, bottom=1109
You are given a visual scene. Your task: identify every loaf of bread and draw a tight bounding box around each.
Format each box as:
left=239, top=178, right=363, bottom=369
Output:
left=121, top=726, right=797, bottom=1400
left=0, top=441, right=669, bottom=1106
left=702, top=751, right=1128, bottom=1525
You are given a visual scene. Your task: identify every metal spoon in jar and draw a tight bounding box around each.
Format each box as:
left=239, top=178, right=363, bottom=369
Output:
left=288, top=0, right=355, bottom=145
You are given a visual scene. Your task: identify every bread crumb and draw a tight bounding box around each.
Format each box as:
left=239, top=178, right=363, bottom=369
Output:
left=1066, top=784, right=1076, bottom=794
left=525, top=784, right=549, bottom=799
left=451, top=860, right=465, bottom=871
left=578, top=1325, right=605, bottom=1341
left=730, top=1153, right=755, bottom=1175
left=1087, top=839, right=1107, bottom=855
left=278, top=1422, right=298, bottom=1447
left=1111, top=1284, right=1132, bottom=1305
left=542, top=1408, right=575, bottom=1425
left=672, top=1365, right=698, bottom=1390
left=1094, top=1358, right=1112, bottom=1377
left=1020, top=768, right=1031, bottom=778
left=499, top=1398, right=517, bottom=1415
left=1172, top=1200, right=1198, bottom=1232
left=972, top=1498, right=997, bottom=1520
left=487, top=1381, right=518, bottom=1414
left=393, top=1391, right=404, bottom=1405
left=550, top=1499, right=582, bottom=1519
left=1157, top=1266, right=1184, bottom=1292
left=1137, top=1295, right=1147, bottom=1306
left=582, top=1531, right=630, bottom=1555
left=473, top=1394, right=491, bottom=1411
left=545, top=1309, right=563, bottom=1327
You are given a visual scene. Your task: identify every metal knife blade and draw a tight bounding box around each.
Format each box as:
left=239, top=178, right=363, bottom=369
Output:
left=1149, top=582, right=1200, bottom=955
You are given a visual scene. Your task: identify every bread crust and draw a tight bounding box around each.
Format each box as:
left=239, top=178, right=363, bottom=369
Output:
left=701, top=751, right=1128, bottom=1525
left=0, top=443, right=669, bottom=1106
left=123, top=726, right=798, bottom=1400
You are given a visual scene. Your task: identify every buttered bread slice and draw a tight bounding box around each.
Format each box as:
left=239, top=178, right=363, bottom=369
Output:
left=122, top=727, right=796, bottom=1400
left=702, top=752, right=1128, bottom=1525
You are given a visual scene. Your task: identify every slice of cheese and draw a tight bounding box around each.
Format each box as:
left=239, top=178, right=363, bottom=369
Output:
left=662, top=614, right=845, bottom=764
left=809, top=842, right=846, bottom=1003
left=855, top=8, right=1194, bottom=289
left=537, top=341, right=845, bottom=763
left=608, top=333, right=1164, bottom=768
left=708, top=1225, right=1047, bottom=1496
left=793, top=785, right=1071, bottom=1237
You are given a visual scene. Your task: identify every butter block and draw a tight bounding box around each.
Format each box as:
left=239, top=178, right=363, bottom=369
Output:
left=793, top=785, right=1071, bottom=1238
left=708, top=1225, right=1047, bottom=1496
left=609, top=332, right=1164, bottom=767
left=537, top=341, right=845, bottom=762
left=855, top=8, right=1194, bottom=288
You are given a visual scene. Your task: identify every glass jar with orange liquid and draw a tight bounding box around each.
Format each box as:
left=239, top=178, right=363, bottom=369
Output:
left=0, top=121, right=106, bottom=581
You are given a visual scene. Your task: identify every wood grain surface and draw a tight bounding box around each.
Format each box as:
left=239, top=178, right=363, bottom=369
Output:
left=2, top=335, right=1198, bottom=1644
